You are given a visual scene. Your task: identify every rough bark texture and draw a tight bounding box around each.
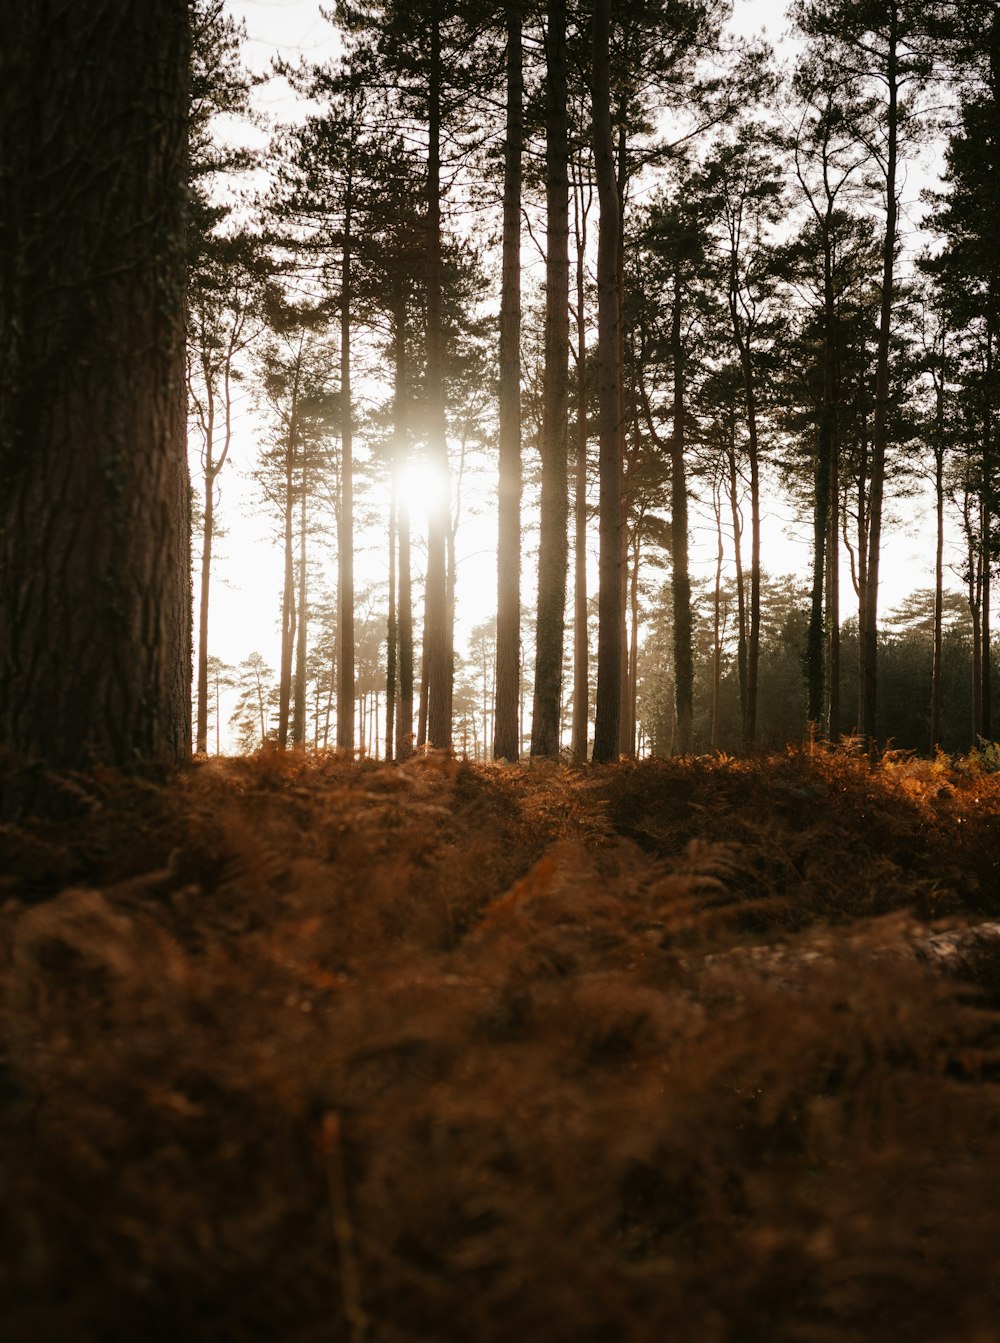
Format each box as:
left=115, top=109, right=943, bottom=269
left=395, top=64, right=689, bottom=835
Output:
left=0, top=0, right=191, bottom=775
left=590, top=0, right=623, bottom=764
left=493, top=3, right=523, bottom=762
left=530, top=0, right=570, bottom=759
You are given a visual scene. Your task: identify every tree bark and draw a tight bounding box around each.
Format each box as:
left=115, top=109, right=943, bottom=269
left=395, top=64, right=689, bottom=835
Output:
left=0, top=0, right=191, bottom=778
left=423, top=1, right=452, bottom=749
left=531, top=0, right=570, bottom=759
left=292, top=453, right=308, bottom=745
left=393, top=307, right=414, bottom=759
left=591, top=0, right=623, bottom=764
left=670, top=264, right=693, bottom=755
left=571, top=152, right=591, bottom=762
left=859, top=1, right=900, bottom=746
left=494, top=1, right=523, bottom=762
left=337, top=156, right=356, bottom=752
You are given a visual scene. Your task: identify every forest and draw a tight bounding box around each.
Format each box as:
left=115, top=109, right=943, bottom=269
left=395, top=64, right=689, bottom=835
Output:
left=179, top=0, right=1000, bottom=765
left=2, top=1, right=1000, bottom=1340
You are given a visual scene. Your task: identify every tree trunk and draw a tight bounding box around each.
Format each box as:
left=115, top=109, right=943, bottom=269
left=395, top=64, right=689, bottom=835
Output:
left=424, top=1, right=452, bottom=749
left=337, top=164, right=355, bottom=752
left=628, top=522, right=641, bottom=756
left=670, top=266, right=693, bottom=755
left=931, top=346, right=946, bottom=751
left=386, top=481, right=397, bottom=762
left=392, top=300, right=414, bottom=759
left=0, top=0, right=191, bottom=780
left=590, top=0, right=623, bottom=764
left=292, top=454, right=308, bottom=745
left=859, top=2, right=900, bottom=746
left=531, top=0, right=570, bottom=759
left=277, top=350, right=302, bottom=750
left=728, top=282, right=761, bottom=747
left=493, top=1, right=523, bottom=762
left=827, top=423, right=841, bottom=742
left=196, top=396, right=216, bottom=754
left=981, top=331, right=993, bottom=741
left=726, top=434, right=748, bottom=740
left=571, top=152, right=591, bottom=762
left=712, top=480, right=724, bottom=752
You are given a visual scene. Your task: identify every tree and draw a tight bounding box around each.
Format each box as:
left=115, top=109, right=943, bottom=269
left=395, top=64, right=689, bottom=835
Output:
left=188, top=229, right=266, bottom=753
left=493, top=1, right=524, bottom=762
left=0, top=0, right=191, bottom=780
left=531, top=0, right=571, bottom=759
left=793, top=0, right=960, bottom=743
left=591, top=0, right=623, bottom=763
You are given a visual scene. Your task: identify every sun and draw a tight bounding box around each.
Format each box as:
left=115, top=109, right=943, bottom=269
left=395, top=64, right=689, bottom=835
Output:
left=397, top=457, right=450, bottom=522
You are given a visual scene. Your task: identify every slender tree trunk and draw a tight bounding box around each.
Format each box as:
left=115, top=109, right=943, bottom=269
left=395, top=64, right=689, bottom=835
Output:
left=726, top=435, right=748, bottom=739
left=386, top=482, right=397, bottom=762
left=196, top=394, right=216, bottom=754
left=670, top=266, right=693, bottom=755
left=967, top=491, right=983, bottom=745
left=0, top=0, right=191, bottom=778
left=494, top=1, right=523, bottom=761
left=808, top=236, right=836, bottom=732
left=424, top=1, right=452, bottom=749
left=277, top=357, right=302, bottom=749
left=337, top=165, right=355, bottom=752
left=392, top=307, right=414, bottom=759
left=827, top=425, right=841, bottom=741
left=712, top=479, right=724, bottom=751
left=590, top=0, right=622, bottom=764
left=931, top=348, right=946, bottom=751
left=859, top=4, right=900, bottom=745
left=531, top=0, right=570, bottom=758
left=571, top=152, right=591, bottom=762
left=616, top=127, right=632, bottom=756
left=981, top=332, right=993, bottom=740
left=728, top=284, right=761, bottom=747
left=292, top=455, right=308, bottom=745
left=628, top=523, right=641, bottom=755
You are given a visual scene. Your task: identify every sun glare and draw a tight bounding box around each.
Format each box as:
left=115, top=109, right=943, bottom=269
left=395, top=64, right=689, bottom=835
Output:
left=398, top=458, right=450, bottom=521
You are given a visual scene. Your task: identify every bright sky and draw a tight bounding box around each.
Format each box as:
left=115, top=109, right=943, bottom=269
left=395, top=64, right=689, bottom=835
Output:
left=203, top=0, right=958, bottom=749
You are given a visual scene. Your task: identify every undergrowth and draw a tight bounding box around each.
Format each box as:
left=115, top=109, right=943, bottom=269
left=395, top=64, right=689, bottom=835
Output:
left=1, top=746, right=999, bottom=1341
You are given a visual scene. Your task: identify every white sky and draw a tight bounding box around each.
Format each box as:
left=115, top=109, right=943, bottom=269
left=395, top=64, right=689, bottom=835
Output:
left=203, top=0, right=959, bottom=748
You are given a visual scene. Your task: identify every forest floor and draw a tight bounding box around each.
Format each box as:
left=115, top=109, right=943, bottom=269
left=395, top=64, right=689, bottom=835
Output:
left=2, top=745, right=1000, bottom=1342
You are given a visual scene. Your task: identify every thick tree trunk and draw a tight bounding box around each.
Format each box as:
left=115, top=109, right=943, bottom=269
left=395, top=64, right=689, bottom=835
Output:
left=590, top=0, right=623, bottom=764
left=424, top=2, right=452, bottom=749
left=0, top=0, right=191, bottom=778
left=531, top=0, right=570, bottom=759
left=493, top=2, right=523, bottom=762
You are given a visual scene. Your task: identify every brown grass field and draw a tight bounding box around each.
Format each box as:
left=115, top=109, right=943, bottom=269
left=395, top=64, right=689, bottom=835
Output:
left=2, top=746, right=999, bottom=1342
